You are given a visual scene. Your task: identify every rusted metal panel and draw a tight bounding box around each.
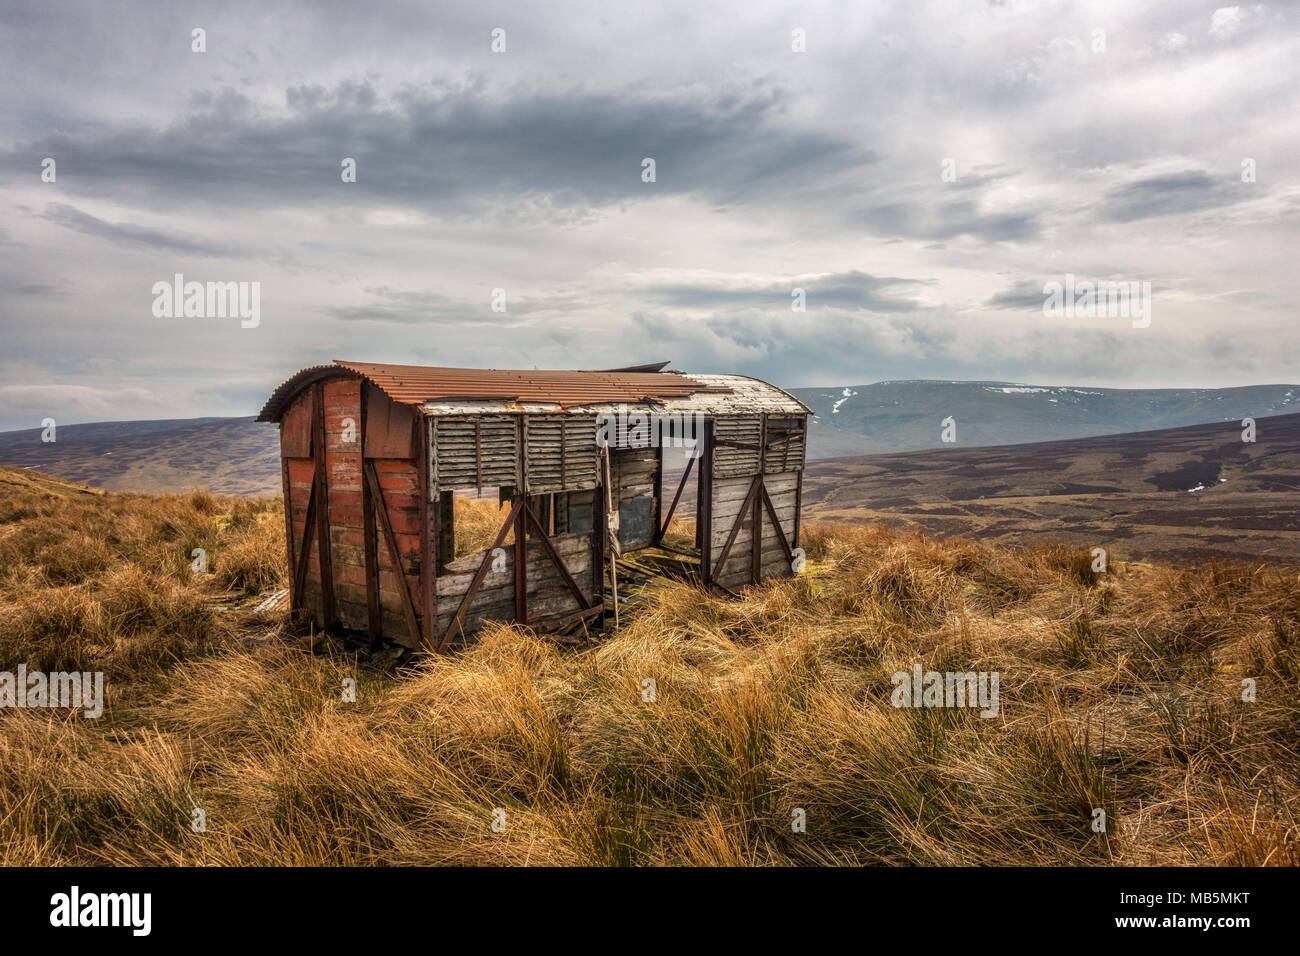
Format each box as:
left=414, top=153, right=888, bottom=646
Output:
left=337, top=361, right=725, bottom=408
left=258, top=362, right=734, bottom=422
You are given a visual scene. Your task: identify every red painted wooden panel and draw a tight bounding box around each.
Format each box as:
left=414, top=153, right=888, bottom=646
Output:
left=379, top=505, right=418, bottom=534
left=334, top=564, right=368, bottom=588
left=280, top=392, right=313, bottom=458
left=332, top=527, right=365, bottom=549
left=363, top=384, right=417, bottom=459
left=319, top=378, right=363, bottom=634
left=287, top=458, right=314, bottom=484
left=377, top=471, right=418, bottom=492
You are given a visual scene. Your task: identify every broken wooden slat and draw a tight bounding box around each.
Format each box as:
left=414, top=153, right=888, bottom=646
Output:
left=292, top=475, right=317, bottom=608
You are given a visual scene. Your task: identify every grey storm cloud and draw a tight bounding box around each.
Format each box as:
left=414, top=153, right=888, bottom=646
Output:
left=3, top=80, right=875, bottom=218
left=40, top=203, right=245, bottom=257
left=984, top=281, right=1047, bottom=310
left=1100, top=169, right=1244, bottom=223
left=645, top=271, right=928, bottom=312
left=855, top=199, right=1041, bottom=243
left=327, top=286, right=592, bottom=326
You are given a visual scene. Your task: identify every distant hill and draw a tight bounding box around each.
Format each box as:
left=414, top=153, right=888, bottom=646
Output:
left=791, top=381, right=1300, bottom=459
left=801, top=411, right=1300, bottom=565
left=3, top=380, right=1299, bottom=498
left=0, top=416, right=281, bottom=496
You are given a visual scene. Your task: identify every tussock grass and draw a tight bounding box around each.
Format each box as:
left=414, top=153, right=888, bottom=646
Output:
left=0, top=468, right=1296, bottom=866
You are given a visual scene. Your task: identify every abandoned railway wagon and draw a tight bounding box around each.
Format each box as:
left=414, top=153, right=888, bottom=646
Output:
left=257, top=361, right=811, bottom=651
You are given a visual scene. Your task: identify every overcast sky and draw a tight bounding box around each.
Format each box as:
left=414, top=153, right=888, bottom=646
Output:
left=1, top=0, right=1297, bottom=429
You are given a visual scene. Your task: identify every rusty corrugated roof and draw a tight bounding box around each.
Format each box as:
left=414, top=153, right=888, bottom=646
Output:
left=257, top=360, right=732, bottom=421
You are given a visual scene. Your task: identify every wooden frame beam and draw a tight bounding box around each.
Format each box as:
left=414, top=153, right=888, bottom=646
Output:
left=418, top=421, right=436, bottom=652
left=437, top=498, right=525, bottom=651
left=592, top=470, right=606, bottom=601
left=363, top=460, right=425, bottom=651
left=280, top=452, right=297, bottom=609
left=711, top=473, right=761, bottom=582
left=794, top=469, right=803, bottom=551
left=362, top=474, right=381, bottom=646
left=514, top=497, right=528, bottom=625
left=658, top=454, right=695, bottom=540
left=653, top=441, right=664, bottom=542
left=360, top=386, right=382, bottom=646
left=311, top=383, right=336, bottom=631
left=699, top=419, right=714, bottom=584
left=515, top=419, right=528, bottom=626
left=760, top=480, right=793, bottom=563
left=292, top=476, right=317, bottom=606
left=524, top=506, right=592, bottom=613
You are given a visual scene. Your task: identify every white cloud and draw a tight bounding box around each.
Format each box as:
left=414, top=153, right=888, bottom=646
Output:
left=1158, top=32, right=1189, bottom=53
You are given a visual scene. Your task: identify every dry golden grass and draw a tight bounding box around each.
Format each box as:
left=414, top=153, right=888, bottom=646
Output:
left=453, top=495, right=514, bottom=557
left=0, top=469, right=1296, bottom=866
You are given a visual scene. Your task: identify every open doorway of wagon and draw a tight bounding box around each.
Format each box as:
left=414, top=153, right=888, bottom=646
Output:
left=623, top=421, right=704, bottom=590
left=656, top=438, right=701, bottom=555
